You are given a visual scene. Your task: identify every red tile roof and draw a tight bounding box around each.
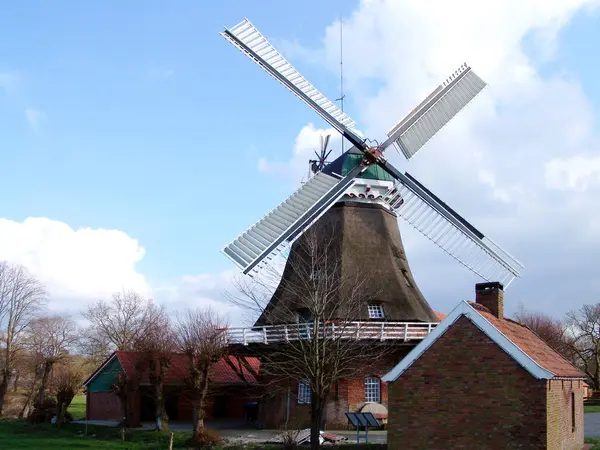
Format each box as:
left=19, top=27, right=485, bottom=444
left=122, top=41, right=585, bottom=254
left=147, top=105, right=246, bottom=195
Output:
left=434, top=311, right=447, bottom=321
left=469, top=303, right=583, bottom=378
left=114, top=351, right=260, bottom=385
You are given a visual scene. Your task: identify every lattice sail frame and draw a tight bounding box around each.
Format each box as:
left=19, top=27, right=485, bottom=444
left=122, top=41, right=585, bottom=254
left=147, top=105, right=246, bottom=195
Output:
left=382, top=175, right=523, bottom=287
left=221, top=18, right=357, bottom=134
left=223, top=170, right=360, bottom=276
left=383, top=64, right=487, bottom=160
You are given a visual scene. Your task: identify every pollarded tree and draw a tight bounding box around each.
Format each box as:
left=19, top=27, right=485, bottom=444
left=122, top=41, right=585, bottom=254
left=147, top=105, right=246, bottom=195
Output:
left=175, top=308, right=228, bottom=446
left=25, top=315, right=79, bottom=412
left=0, top=261, right=46, bottom=416
left=134, top=309, right=176, bottom=432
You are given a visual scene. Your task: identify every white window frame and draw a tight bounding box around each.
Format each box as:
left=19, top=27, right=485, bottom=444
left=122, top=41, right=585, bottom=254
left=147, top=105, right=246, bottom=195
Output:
left=368, top=304, right=385, bottom=319
left=365, top=377, right=381, bottom=403
left=298, top=380, right=311, bottom=404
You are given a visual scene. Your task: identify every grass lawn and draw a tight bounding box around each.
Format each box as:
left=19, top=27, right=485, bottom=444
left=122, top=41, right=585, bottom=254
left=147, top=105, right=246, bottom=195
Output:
left=0, top=419, right=386, bottom=449
left=68, top=394, right=86, bottom=420
left=586, top=404, right=600, bottom=413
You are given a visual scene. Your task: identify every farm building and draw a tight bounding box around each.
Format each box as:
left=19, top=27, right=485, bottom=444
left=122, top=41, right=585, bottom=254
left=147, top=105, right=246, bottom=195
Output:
left=383, top=282, right=586, bottom=450
left=83, top=351, right=260, bottom=425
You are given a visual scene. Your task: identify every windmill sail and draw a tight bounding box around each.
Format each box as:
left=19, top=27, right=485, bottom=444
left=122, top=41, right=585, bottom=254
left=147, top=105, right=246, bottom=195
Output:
left=223, top=170, right=361, bottom=275
left=221, top=19, right=362, bottom=145
left=382, top=171, right=523, bottom=287
left=384, top=64, right=487, bottom=160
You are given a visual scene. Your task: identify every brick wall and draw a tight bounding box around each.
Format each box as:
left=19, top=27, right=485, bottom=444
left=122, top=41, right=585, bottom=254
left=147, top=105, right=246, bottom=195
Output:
left=388, top=316, right=548, bottom=449
left=87, top=391, right=122, bottom=421
left=546, top=379, right=584, bottom=450
left=259, top=357, right=396, bottom=429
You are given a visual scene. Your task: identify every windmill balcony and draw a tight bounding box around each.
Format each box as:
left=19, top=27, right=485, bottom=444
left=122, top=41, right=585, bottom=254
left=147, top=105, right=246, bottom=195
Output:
left=224, top=321, right=439, bottom=346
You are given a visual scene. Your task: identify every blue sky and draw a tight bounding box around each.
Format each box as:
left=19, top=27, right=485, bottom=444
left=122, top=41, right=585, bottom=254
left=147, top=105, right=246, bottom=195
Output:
left=2, top=1, right=600, bottom=321
left=0, top=1, right=351, bottom=282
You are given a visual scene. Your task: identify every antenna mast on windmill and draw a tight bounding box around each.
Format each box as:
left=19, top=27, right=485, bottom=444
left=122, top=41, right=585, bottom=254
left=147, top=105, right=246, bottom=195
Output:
left=336, top=14, right=345, bottom=156
left=219, top=18, right=524, bottom=289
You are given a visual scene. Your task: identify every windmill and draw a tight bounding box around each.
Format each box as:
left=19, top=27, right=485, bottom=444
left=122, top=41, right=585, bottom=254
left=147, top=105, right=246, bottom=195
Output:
left=309, top=134, right=333, bottom=174
left=219, top=18, right=524, bottom=290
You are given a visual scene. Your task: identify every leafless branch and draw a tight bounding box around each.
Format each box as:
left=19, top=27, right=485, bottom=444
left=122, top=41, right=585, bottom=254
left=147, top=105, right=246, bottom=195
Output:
left=0, top=261, right=46, bottom=416
left=174, top=308, right=228, bottom=445
left=229, top=224, right=389, bottom=449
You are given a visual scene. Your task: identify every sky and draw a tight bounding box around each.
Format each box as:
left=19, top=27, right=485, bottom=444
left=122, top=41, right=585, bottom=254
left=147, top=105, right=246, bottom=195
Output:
left=1, top=0, right=600, bottom=326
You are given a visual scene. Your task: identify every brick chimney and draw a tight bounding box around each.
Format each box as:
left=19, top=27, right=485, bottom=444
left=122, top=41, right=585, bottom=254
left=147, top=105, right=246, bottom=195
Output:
left=475, top=282, right=504, bottom=319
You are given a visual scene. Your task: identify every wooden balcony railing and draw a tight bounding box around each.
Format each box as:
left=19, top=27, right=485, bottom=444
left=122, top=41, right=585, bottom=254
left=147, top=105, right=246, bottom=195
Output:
left=225, top=321, right=439, bottom=346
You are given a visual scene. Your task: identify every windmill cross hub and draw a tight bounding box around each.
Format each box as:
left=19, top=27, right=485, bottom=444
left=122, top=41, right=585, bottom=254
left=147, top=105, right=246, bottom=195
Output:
left=219, top=17, right=524, bottom=287
left=364, top=147, right=384, bottom=166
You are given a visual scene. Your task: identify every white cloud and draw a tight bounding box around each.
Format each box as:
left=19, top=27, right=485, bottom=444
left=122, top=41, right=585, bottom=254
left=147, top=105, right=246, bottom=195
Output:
left=242, top=0, right=600, bottom=318
left=0, top=217, right=150, bottom=311
left=545, top=155, right=600, bottom=191
left=0, top=217, right=251, bottom=325
left=25, top=107, right=45, bottom=131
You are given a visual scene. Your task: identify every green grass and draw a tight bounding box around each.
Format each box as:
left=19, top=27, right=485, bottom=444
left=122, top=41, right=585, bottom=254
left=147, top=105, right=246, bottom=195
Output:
left=586, top=404, right=600, bottom=413
left=586, top=438, right=600, bottom=449
left=0, top=419, right=386, bottom=449
left=69, top=394, right=86, bottom=420
left=0, top=419, right=191, bottom=449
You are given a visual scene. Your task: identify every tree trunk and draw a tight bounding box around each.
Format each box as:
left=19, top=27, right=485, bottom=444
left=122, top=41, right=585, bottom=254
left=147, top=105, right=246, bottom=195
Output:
left=12, top=371, right=19, bottom=393
left=310, top=395, right=325, bottom=450
left=124, top=390, right=139, bottom=428
left=0, top=369, right=10, bottom=416
left=153, top=381, right=169, bottom=432
left=37, top=361, right=53, bottom=407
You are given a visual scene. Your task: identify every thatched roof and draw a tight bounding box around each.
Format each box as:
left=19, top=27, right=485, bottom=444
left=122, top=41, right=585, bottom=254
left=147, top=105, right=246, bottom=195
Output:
left=255, top=200, right=438, bottom=325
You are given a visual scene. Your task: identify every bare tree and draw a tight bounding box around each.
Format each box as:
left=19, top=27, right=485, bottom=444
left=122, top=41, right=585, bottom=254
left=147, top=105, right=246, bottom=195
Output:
left=566, top=304, right=600, bottom=390
left=53, top=362, right=84, bottom=426
left=134, top=309, right=176, bottom=432
left=111, top=355, right=146, bottom=428
left=230, top=225, right=386, bottom=450
left=25, top=315, right=79, bottom=410
left=175, top=308, right=228, bottom=445
left=0, top=261, right=46, bottom=416
left=513, top=304, right=574, bottom=361
left=82, top=289, right=161, bottom=353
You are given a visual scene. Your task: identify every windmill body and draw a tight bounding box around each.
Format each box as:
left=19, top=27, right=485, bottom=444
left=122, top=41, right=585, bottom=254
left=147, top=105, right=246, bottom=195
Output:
left=218, top=17, right=524, bottom=428
left=256, top=147, right=438, bottom=326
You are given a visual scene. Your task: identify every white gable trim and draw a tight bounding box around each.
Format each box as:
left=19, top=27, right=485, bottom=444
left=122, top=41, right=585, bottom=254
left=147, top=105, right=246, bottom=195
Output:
left=382, top=301, right=555, bottom=383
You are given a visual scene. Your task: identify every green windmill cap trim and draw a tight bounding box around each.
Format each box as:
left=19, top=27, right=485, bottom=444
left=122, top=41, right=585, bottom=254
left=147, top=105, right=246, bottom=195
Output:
left=322, top=147, right=395, bottom=182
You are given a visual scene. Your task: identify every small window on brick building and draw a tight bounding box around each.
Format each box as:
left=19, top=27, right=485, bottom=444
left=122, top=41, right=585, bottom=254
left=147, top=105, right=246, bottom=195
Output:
left=368, top=305, right=385, bottom=319
left=298, top=380, right=311, bottom=404
left=571, top=391, right=576, bottom=432
left=365, top=377, right=381, bottom=403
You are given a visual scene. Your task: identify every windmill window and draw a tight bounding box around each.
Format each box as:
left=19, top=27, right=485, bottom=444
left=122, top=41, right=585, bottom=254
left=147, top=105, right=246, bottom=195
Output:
left=298, top=380, right=311, bottom=404
left=365, top=377, right=381, bottom=403
left=368, top=305, right=385, bottom=319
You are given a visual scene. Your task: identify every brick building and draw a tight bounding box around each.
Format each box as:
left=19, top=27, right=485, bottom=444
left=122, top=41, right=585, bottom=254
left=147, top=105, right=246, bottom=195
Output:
left=383, top=282, right=586, bottom=450
left=83, top=351, right=260, bottom=424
